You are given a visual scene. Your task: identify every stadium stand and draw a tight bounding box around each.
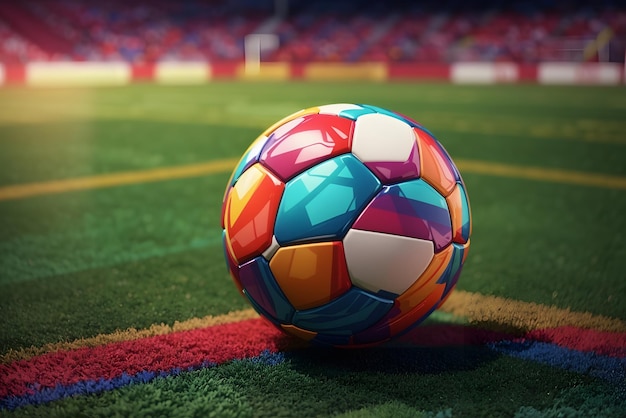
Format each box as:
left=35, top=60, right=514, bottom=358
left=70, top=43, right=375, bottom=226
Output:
left=0, top=0, right=624, bottom=64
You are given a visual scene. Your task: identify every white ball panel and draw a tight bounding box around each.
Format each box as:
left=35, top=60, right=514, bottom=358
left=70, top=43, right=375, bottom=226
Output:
left=317, top=103, right=364, bottom=115
left=262, top=235, right=280, bottom=260
left=352, top=113, right=416, bottom=162
left=343, top=229, right=434, bottom=295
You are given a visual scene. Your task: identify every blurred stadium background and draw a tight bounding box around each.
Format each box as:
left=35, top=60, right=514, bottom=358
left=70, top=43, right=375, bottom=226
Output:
left=0, top=0, right=625, bottom=85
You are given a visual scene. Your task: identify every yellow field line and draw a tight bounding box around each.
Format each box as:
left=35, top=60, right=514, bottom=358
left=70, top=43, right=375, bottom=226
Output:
left=456, top=159, right=626, bottom=190
left=0, top=158, right=625, bottom=202
left=1, top=290, right=623, bottom=364
left=440, top=290, right=625, bottom=333
left=0, top=159, right=239, bottom=201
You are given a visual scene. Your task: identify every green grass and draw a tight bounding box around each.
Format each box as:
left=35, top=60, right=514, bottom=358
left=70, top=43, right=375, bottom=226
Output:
left=1, top=83, right=625, bottom=186
left=1, top=82, right=626, bottom=349
left=3, top=350, right=623, bottom=418
left=0, top=82, right=625, bottom=416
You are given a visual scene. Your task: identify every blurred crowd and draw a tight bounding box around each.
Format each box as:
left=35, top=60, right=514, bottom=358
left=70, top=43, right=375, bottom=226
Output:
left=0, top=0, right=624, bottom=64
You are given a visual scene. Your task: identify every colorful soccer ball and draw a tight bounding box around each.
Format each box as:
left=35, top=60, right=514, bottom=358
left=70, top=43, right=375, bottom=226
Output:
left=221, top=103, right=471, bottom=347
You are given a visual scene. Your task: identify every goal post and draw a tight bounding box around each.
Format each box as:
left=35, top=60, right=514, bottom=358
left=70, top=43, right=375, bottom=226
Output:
left=244, top=34, right=279, bottom=76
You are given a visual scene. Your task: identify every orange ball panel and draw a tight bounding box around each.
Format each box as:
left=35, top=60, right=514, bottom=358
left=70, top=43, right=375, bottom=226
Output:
left=387, top=245, right=454, bottom=335
left=416, top=130, right=457, bottom=197
left=396, top=284, right=446, bottom=334
left=446, top=184, right=470, bottom=244
left=224, top=164, right=284, bottom=263
left=436, top=240, right=470, bottom=309
left=270, top=242, right=352, bottom=310
left=281, top=324, right=318, bottom=341
left=396, top=244, right=453, bottom=312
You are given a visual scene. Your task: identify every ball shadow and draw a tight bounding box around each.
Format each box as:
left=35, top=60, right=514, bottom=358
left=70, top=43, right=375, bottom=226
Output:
left=269, top=321, right=516, bottom=376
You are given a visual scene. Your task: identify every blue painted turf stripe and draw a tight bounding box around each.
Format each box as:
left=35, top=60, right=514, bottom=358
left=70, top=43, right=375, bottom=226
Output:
left=4, top=340, right=623, bottom=411
left=0, top=351, right=284, bottom=411
left=489, top=340, right=626, bottom=386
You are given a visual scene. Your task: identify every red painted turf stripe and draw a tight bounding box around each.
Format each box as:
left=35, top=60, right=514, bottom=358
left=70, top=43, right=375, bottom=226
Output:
left=399, top=325, right=626, bottom=357
left=523, top=327, right=626, bottom=357
left=0, top=318, right=285, bottom=399
left=2, top=319, right=625, bottom=400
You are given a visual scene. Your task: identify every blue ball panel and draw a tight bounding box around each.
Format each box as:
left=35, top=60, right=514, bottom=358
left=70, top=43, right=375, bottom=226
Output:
left=396, top=179, right=448, bottom=209
left=351, top=302, right=439, bottom=346
left=359, top=104, right=412, bottom=124
left=242, top=290, right=284, bottom=329
left=229, top=135, right=271, bottom=187
left=338, top=107, right=375, bottom=120
left=458, top=182, right=471, bottom=242
left=221, top=230, right=230, bottom=272
left=275, top=154, right=381, bottom=245
left=436, top=242, right=467, bottom=299
left=238, top=256, right=294, bottom=323
left=292, top=287, right=394, bottom=335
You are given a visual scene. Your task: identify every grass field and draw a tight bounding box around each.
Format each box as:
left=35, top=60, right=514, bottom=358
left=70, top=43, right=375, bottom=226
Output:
left=0, top=81, right=625, bottom=417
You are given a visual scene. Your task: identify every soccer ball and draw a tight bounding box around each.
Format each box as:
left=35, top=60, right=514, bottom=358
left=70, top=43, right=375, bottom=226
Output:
left=221, top=103, right=471, bottom=347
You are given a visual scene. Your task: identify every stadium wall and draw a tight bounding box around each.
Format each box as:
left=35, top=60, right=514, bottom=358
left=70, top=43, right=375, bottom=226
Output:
left=0, top=62, right=624, bottom=86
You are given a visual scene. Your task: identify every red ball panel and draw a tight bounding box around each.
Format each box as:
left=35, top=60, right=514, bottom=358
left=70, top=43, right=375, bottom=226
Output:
left=223, top=164, right=284, bottom=263
left=260, top=114, right=353, bottom=181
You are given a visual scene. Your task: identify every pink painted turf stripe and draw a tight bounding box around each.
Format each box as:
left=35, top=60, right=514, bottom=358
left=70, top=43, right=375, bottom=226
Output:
left=2, top=319, right=625, bottom=400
